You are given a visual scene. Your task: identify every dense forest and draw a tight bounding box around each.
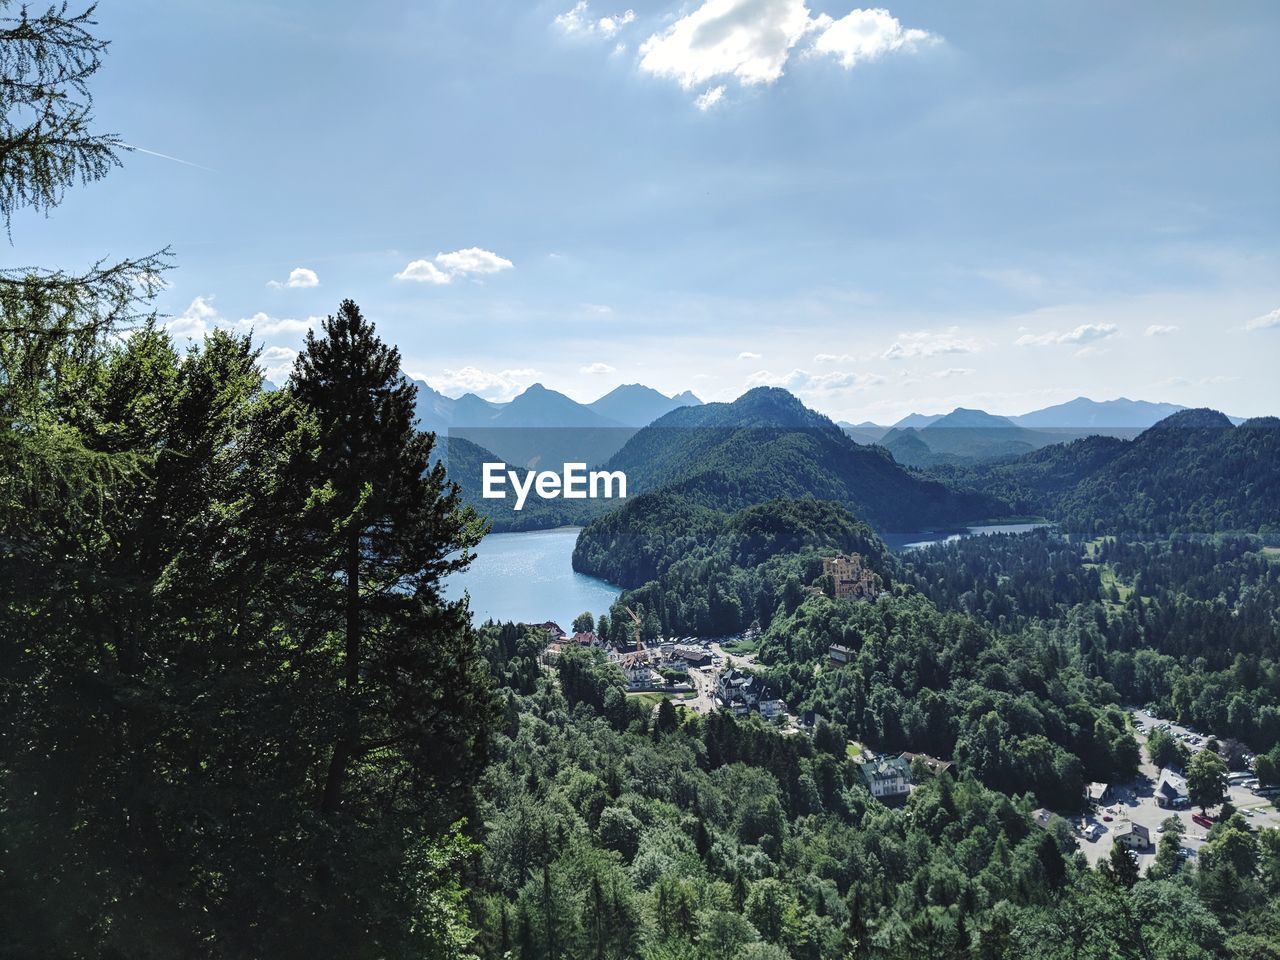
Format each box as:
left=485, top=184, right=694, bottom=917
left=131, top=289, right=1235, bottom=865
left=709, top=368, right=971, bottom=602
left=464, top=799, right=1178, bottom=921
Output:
left=932, top=410, right=1280, bottom=539
left=463, top=627, right=1280, bottom=960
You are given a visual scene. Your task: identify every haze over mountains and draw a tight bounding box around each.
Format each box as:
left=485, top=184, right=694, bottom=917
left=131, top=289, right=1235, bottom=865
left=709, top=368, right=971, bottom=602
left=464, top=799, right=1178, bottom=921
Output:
left=412, top=380, right=703, bottom=468
left=411, top=379, right=703, bottom=434
left=407, top=369, right=1266, bottom=480
left=834, top=397, right=1253, bottom=468
left=411, top=379, right=1206, bottom=440
left=839, top=396, right=1204, bottom=436
left=435, top=375, right=1278, bottom=541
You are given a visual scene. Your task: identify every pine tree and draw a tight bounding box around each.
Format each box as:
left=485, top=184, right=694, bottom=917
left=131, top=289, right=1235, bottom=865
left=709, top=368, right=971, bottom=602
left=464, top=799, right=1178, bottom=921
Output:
left=1103, top=841, right=1141, bottom=889
left=287, top=299, right=494, bottom=824
left=655, top=696, right=679, bottom=736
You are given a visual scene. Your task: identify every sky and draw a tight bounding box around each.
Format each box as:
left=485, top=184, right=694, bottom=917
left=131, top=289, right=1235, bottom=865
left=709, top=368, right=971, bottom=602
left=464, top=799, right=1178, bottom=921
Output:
left=13, top=0, right=1280, bottom=422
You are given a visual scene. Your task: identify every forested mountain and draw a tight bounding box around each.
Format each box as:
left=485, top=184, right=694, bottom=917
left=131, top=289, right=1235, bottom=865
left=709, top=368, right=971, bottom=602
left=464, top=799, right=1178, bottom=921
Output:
left=600, top=387, right=1005, bottom=531
left=574, top=495, right=886, bottom=591
left=937, top=410, right=1280, bottom=536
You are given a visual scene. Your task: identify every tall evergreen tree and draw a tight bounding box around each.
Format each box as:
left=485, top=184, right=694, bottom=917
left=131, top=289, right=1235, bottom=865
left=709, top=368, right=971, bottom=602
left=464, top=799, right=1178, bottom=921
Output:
left=279, top=300, right=498, bottom=940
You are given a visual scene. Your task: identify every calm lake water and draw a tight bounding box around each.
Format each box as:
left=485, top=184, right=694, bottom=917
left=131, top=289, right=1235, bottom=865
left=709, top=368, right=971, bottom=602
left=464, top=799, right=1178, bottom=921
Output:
left=448, top=522, right=1052, bottom=628
left=881, top=522, right=1051, bottom=552
left=445, top=527, right=621, bottom=628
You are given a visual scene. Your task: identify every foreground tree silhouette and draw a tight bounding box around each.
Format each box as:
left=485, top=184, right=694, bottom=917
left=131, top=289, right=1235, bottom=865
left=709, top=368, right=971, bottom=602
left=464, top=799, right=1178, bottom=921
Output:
left=278, top=299, right=497, bottom=948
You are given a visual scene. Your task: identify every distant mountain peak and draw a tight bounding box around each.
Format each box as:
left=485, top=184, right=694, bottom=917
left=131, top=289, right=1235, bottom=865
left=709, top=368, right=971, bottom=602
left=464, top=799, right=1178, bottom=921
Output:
left=587, top=383, right=702, bottom=428
left=892, top=411, right=944, bottom=430
left=928, top=408, right=1019, bottom=430
left=1012, top=396, right=1187, bottom=429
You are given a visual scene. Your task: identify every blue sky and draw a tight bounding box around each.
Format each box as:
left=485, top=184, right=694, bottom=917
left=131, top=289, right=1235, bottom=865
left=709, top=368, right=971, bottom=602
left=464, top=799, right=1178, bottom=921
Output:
left=14, top=0, right=1280, bottom=421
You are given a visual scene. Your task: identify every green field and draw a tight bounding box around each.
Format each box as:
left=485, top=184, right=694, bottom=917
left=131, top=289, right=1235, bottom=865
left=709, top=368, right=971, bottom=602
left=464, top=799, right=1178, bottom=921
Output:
left=721, top=636, right=760, bottom=656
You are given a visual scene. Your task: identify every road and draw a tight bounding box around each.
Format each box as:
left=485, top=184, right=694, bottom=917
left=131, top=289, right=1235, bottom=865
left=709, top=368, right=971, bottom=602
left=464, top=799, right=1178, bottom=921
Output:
left=684, top=666, right=717, bottom=715
left=1075, top=708, right=1280, bottom=871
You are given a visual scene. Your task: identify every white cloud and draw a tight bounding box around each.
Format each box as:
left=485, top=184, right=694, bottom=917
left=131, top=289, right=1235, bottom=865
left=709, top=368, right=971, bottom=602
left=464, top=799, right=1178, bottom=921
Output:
left=814, top=352, right=853, bottom=363
left=637, top=0, right=935, bottom=104
left=737, top=350, right=762, bottom=359
left=237, top=312, right=320, bottom=337
left=432, top=366, right=541, bottom=401
left=931, top=367, right=974, bottom=379
left=746, top=367, right=883, bottom=393
left=395, top=259, right=452, bottom=284
left=397, top=247, right=514, bottom=284
left=1015, top=323, right=1119, bottom=347
left=1245, top=307, right=1280, bottom=331
left=168, top=296, right=219, bottom=339
left=1144, top=324, right=1179, bottom=337
left=556, top=2, right=636, bottom=39
left=259, top=346, right=298, bottom=383
left=267, top=266, right=319, bottom=289
left=434, top=247, right=515, bottom=277
left=883, top=328, right=979, bottom=360
left=639, top=0, right=817, bottom=90
left=809, top=8, right=935, bottom=68
left=580, top=361, right=616, bottom=374
left=695, top=85, right=727, bottom=110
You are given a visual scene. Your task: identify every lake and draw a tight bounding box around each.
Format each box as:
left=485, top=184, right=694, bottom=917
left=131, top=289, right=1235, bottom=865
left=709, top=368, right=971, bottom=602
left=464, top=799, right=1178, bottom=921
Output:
left=448, top=522, right=1052, bottom=628
left=445, top=526, right=621, bottom=629
left=881, top=522, right=1051, bottom=552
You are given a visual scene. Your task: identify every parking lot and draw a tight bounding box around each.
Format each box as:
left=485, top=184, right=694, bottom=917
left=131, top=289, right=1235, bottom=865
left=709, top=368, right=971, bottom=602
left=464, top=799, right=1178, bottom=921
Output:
left=1074, top=709, right=1280, bottom=871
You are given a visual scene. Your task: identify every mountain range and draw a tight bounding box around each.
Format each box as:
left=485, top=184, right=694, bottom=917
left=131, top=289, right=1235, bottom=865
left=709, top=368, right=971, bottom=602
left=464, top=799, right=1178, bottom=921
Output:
left=838, top=397, right=1253, bottom=468
left=436, top=378, right=1279, bottom=540
left=411, top=380, right=702, bottom=434
left=941, top=409, right=1280, bottom=536
left=412, top=380, right=702, bottom=468
left=589, top=387, right=1003, bottom=532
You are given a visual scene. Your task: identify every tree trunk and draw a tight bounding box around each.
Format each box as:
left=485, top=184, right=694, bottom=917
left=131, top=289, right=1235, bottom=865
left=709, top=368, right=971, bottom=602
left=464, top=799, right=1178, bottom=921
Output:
left=320, top=531, right=361, bottom=814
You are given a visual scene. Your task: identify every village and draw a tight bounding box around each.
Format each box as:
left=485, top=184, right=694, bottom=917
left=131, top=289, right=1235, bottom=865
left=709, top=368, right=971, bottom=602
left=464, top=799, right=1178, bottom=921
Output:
left=530, top=552, right=1280, bottom=872
left=530, top=552, right=965, bottom=801
left=535, top=553, right=885, bottom=723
